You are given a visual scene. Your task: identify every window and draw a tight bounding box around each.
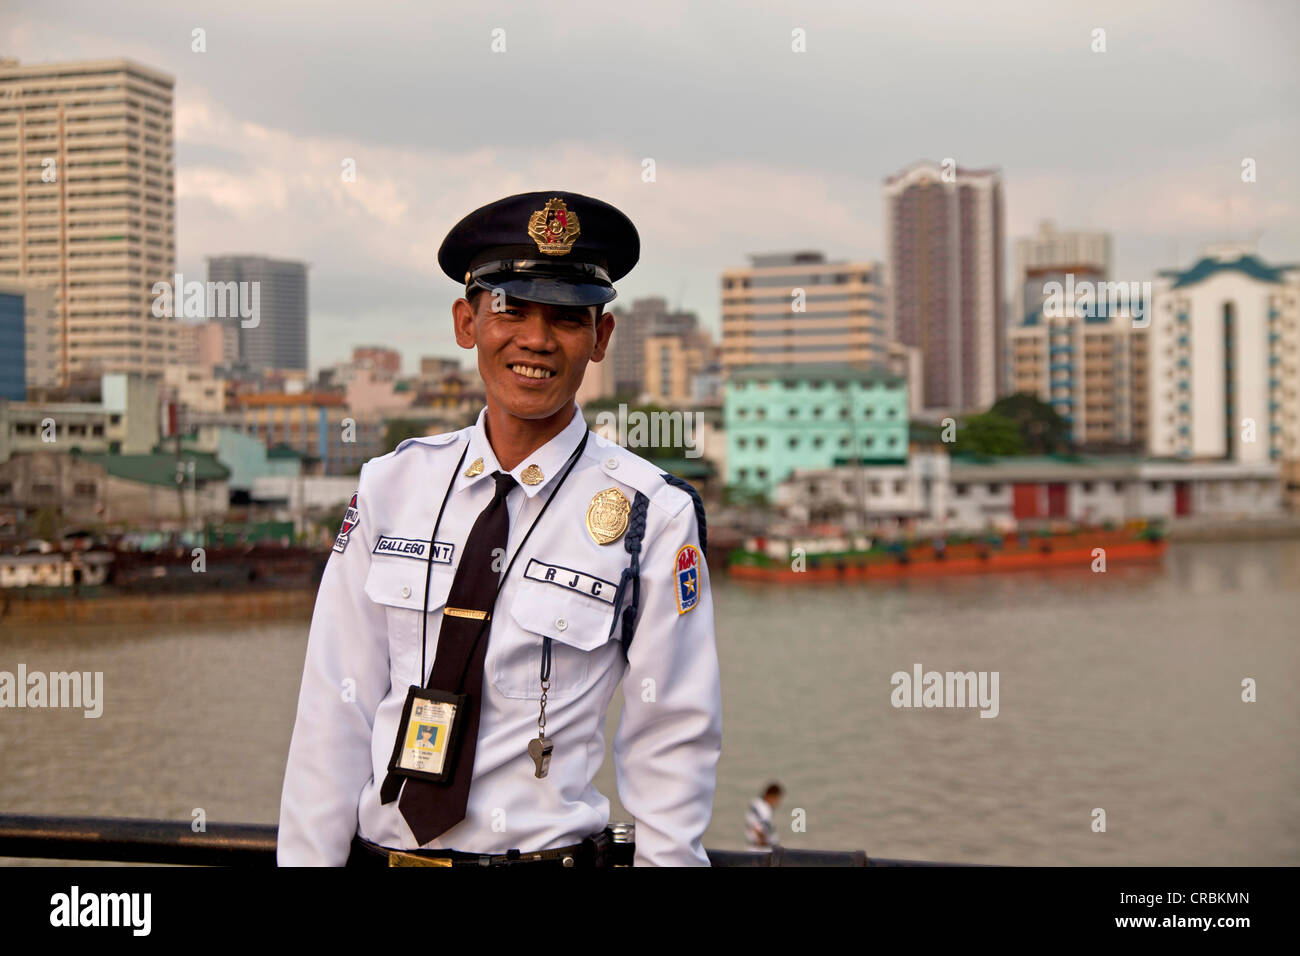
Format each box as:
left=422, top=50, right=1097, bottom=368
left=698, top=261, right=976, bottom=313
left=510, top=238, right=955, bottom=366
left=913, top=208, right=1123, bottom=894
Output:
left=74, top=481, right=97, bottom=497
left=788, top=437, right=798, bottom=449
left=987, top=483, right=1001, bottom=493
left=1081, top=481, right=1094, bottom=493
left=955, top=483, right=968, bottom=497
left=737, top=437, right=749, bottom=449
left=32, top=483, right=56, bottom=496
left=894, top=479, right=906, bottom=494
left=756, top=437, right=767, bottom=449
left=813, top=436, right=824, bottom=449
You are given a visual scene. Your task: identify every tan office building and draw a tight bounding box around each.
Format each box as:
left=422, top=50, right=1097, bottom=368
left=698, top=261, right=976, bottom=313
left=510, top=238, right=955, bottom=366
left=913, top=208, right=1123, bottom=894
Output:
left=0, top=57, right=177, bottom=386
left=643, top=331, right=715, bottom=407
left=721, top=251, right=889, bottom=373
left=1010, top=313, right=1149, bottom=449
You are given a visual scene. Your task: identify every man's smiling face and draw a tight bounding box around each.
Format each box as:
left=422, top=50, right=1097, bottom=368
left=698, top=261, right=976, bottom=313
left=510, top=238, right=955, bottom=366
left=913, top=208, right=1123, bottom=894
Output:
left=452, top=289, right=615, bottom=422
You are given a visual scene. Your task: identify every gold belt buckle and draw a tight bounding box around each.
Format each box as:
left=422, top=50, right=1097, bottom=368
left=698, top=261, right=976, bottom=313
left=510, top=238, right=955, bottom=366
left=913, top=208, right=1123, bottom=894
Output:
left=388, top=849, right=454, bottom=867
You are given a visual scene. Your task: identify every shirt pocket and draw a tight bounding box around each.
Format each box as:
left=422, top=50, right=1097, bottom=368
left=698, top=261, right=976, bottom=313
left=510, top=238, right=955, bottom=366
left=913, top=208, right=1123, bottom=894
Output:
left=491, top=578, right=618, bottom=700
left=364, top=557, right=455, bottom=687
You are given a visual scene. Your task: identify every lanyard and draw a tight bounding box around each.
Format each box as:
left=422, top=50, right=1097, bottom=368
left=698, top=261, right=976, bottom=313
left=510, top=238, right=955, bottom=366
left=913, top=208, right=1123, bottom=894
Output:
left=417, top=428, right=590, bottom=692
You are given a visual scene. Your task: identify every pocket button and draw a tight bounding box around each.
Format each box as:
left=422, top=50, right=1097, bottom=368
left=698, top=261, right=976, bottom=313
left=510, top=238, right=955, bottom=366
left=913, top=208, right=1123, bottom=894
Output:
left=555, top=618, right=568, bottom=631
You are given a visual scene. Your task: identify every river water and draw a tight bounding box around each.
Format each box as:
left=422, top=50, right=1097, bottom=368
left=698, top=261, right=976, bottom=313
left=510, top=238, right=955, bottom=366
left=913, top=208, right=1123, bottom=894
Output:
left=1, top=539, right=1296, bottom=865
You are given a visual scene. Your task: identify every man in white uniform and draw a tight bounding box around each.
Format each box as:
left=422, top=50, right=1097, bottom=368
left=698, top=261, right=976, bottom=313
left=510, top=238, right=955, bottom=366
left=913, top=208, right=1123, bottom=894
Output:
left=277, top=190, right=722, bottom=867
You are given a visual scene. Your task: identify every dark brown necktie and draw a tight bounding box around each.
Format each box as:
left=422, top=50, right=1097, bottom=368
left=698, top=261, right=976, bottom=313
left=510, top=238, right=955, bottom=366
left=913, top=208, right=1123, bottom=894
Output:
left=396, top=470, right=516, bottom=844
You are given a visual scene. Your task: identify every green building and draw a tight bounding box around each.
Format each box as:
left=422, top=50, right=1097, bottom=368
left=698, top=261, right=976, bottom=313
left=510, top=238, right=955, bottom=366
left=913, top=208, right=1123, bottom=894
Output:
left=724, top=364, right=908, bottom=496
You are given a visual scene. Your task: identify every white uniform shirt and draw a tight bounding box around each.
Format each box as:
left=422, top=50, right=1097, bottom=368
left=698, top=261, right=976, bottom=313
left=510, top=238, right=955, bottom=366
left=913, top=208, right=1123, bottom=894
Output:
left=277, top=405, right=722, bottom=866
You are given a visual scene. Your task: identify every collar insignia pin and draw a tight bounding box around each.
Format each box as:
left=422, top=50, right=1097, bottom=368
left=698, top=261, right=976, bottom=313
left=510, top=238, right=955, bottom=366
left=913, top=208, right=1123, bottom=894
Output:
left=464, top=457, right=484, bottom=478
left=587, top=487, right=631, bottom=545
left=520, top=464, right=544, bottom=486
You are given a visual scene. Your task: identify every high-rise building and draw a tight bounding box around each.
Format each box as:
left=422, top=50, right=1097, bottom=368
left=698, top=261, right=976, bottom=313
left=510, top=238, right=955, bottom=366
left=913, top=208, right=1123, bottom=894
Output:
left=884, top=161, right=1004, bottom=414
left=1010, top=221, right=1111, bottom=389
left=720, top=252, right=889, bottom=375
left=608, top=296, right=697, bottom=396
left=207, top=255, right=308, bottom=373
left=643, top=330, right=715, bottom=407
left=1147, top=244, right=1299, bottom=465
left=1006, top=223, right=1147, bottom=448
left=0, top=57, right=177, bottom=385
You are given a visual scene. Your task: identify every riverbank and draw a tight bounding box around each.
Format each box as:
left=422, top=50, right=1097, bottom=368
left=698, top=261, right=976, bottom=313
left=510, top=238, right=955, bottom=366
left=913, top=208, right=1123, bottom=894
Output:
left=0, top=587, right=316, bottom=625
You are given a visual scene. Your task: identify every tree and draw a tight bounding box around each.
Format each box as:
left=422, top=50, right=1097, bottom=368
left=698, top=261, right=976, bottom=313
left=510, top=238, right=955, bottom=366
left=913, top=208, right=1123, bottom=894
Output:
left=989, top=392, right=1072, bottom=454
left=952, top=412, right=1025, bottom=456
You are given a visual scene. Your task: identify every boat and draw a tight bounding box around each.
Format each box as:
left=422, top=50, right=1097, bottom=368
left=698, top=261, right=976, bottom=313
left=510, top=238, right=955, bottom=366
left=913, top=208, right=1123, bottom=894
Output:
left=727, top=523, right=1166, bottom=582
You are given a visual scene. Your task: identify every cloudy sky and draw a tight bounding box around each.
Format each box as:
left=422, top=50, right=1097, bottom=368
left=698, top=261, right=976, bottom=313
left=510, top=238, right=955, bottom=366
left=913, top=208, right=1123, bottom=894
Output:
left=5, top=0, right=1298, bottom=372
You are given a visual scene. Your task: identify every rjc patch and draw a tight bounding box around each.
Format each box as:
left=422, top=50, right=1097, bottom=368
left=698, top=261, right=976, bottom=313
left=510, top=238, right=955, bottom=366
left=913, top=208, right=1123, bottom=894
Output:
left=675, top=544, right=700, bottom=615
left=333, top=493, right=359, bottom=553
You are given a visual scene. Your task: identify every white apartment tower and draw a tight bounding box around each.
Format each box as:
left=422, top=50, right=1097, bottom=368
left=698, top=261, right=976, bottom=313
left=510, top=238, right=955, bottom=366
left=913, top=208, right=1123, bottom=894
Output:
left=0, top=58, right=177, bottom=386
left=1147, top=244, right=1300, bottom=465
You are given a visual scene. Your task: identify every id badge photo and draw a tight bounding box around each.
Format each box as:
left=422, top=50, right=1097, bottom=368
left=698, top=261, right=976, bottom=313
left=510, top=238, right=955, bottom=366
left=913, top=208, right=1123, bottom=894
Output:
left=386, top=686, right=468, bottom=784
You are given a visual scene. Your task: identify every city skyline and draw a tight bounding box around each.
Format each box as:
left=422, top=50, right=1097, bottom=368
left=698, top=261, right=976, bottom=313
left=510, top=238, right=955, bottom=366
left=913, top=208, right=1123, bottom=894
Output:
left=3, top=0, right=1296, bottom=374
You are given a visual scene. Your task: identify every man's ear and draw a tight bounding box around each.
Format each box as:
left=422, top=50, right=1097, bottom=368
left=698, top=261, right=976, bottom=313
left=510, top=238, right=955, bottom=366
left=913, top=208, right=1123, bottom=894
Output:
left=452, top=297, right=477, bottom=349
left=590, top=311, right=615, bottom=362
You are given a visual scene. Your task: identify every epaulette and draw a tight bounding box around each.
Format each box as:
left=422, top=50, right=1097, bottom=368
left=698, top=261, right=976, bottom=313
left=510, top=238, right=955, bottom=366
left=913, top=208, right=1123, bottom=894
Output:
left=592, top=442, right=690, bottom=519
left=368, top=428, right=467, bottom=468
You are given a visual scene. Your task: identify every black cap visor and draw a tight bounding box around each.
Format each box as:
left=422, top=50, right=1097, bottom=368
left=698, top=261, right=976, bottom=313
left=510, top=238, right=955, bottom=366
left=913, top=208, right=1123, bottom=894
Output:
left=471, top=274, right=616, bottom=308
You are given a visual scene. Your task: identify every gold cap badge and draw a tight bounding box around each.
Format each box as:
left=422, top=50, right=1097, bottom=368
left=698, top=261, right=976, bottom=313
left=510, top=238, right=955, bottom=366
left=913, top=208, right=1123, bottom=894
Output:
left=587, top=488, right=631, bottom=545
left=520, top=464, right=544, bottom=486
left=464, top=457, right=484, bottom=478
left=527, top=198, right=580, bottom=255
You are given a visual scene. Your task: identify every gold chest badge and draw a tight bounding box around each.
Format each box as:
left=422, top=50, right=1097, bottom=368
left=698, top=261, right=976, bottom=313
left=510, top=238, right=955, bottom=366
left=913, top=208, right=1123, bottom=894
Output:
left=587, top=488, right=631, bottom=545
left=527, top=198, right=580, bottom=255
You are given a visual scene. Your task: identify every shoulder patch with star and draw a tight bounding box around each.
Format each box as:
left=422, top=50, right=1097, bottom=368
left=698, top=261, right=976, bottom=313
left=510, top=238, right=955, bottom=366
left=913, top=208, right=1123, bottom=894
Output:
left=674, top=544, right=701, bottom=614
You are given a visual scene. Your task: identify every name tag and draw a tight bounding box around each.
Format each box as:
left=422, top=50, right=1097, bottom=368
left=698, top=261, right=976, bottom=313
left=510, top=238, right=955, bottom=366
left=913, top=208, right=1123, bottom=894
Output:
left=524, top=559, right=616, bottom=605
left=372, top=536, right=454, bottom=564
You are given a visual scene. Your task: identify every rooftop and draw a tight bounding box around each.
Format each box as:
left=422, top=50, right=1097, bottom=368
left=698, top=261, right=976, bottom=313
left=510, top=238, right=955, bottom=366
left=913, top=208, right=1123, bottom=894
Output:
left=727, top=363, right=904, bottom=385
left=80, top=451, right=230, bottom=487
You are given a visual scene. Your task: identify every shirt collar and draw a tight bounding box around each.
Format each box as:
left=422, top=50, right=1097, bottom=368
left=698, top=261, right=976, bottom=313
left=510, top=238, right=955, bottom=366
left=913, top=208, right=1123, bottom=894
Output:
left=456, top=403, right=588, bottom=499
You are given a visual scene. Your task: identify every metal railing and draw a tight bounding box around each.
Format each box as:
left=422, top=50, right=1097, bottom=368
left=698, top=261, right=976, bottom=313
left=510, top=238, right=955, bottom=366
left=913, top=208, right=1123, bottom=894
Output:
left=0, top=813, right=969, bottom=866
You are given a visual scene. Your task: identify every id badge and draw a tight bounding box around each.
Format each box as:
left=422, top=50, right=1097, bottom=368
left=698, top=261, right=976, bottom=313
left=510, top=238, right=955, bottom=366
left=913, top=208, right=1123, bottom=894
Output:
left=386, top=686, right=468, bottom=785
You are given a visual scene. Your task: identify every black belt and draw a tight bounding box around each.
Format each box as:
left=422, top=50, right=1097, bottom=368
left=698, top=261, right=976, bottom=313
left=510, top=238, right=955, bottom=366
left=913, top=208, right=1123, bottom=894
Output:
left=347, top=829, right=621, bottom=868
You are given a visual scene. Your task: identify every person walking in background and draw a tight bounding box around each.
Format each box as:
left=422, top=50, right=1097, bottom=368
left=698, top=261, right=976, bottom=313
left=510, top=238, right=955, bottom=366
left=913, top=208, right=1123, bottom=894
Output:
left=745, top=782, right=783, bottom=851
